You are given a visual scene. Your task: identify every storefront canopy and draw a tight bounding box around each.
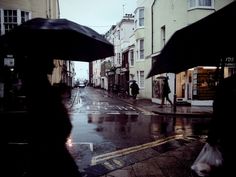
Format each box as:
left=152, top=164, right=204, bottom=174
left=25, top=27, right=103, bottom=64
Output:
left=147, top=1, right=236, bottom=78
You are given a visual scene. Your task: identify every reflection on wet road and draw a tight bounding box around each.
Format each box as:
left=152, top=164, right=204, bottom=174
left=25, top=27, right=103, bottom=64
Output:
left=66, top=87, right=211, bottom=171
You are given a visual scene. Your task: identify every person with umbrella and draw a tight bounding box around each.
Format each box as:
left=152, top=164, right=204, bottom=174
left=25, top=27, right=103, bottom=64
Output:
left=159, top=77, right=173, bottom=108
left=130, top=80, right=139, bottom=100
left=19, top=56, right=82, bottom=177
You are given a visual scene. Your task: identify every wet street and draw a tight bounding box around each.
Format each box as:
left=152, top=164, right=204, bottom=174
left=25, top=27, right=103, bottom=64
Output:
left=66, top=87, right=211, bottom=171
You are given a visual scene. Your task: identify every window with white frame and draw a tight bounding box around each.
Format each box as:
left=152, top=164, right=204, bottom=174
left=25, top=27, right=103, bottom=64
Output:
left=129, top=49, right=134, bottom=67
left=139, top=39, right=144, bottom=59
left=0, top=9, right=30, bottom=34
left=4, top=10, right=18, bottom=33
left=161, top=25, right=166, bottom=48
left=139, top=8, right=144, bottom=26
left=188, top=0, right=214, bottom=9
left=137, top=70, right=145, bottom=88
left=21, top=11, right=30, bottom=23
left=135, top=7, right=144, bottom=29
left=118, top=53, right=121, bottom=65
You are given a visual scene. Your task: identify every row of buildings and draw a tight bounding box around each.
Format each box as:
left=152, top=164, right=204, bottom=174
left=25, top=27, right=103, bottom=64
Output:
left=91, top=0, right=235, bottom=106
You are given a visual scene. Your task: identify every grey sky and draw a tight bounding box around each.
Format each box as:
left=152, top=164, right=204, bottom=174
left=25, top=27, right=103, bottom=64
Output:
left=59, top=0, right=137, bottom=34
left=59, top=0, right=137, bottom=80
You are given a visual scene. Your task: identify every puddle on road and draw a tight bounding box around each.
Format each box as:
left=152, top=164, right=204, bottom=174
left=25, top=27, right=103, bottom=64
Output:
left=67, top=113, right=211, bottom=170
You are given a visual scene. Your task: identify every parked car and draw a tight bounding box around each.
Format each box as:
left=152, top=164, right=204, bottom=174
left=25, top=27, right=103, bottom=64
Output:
left=78, top=82, right=86, bottom=88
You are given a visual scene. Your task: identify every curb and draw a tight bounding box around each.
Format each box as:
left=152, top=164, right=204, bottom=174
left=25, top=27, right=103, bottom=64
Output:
left=83, top=137, right=205, bottom=177
left=152, top=110, right=213, bottom=117
left=118, top=97, right=213, bottom=117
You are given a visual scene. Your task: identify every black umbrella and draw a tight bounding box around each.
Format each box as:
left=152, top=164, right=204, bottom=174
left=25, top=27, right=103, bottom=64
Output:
left=147, top=1, right=236, bottom=78
left=0, top=17, right=114, bottom=61
left=127, top=79, right=137, bottom=83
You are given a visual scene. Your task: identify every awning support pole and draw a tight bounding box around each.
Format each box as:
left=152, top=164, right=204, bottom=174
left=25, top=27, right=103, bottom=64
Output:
left=173, top=74, right=177, bottom=112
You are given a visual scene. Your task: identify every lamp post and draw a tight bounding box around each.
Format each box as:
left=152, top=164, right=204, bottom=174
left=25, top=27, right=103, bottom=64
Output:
left=173, top=73, right=177, bottom=112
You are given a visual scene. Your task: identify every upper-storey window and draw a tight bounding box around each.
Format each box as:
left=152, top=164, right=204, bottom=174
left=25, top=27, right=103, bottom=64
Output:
left=161, top=25, right=166, bottom=49
left=0, top=9, right=30, bottom=35
left=188, top=0, right=214, bottom=9
left=137, top=39, right=144, bottom=60
left=21, top=11, right=30, bottom=23
left=4, top=10, right=18, bottom=33
left=129, top=49, right=134, bottom=67
left=134, top=7, right=144, bottom=29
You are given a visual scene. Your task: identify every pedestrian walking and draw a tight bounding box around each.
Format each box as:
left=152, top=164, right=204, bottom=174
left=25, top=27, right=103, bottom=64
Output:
left=159, top=77, right=172, bottom=108
left=19, top=56, right=82, bottom=177
left=130, top=81, right=139, bottom=99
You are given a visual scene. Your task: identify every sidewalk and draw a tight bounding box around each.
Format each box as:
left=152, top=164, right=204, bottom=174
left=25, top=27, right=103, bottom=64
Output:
left=84, top=137, right=205, bottom=177
left=80, top=88, right=212, bottom=177
left=96, top=88, right=213, bottom=117
left=122, top=98, right=212, bottom=117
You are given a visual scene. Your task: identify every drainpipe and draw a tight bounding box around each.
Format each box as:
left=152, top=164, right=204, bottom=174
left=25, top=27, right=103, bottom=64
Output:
left=57, top=0, right=60, bottom=18
left=151, top=0, right=157, bottom=98
left=151, top=0, right=157, bottom=54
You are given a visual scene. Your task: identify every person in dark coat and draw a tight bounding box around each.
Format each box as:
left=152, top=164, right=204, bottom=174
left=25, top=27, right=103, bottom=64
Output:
left=130, top=81, right=139, bottom=99
left=207, top=73, right=236, bottom=176
left=159, top=77, right=172, bottom=108
left=20, top=56, right=81, bottom=177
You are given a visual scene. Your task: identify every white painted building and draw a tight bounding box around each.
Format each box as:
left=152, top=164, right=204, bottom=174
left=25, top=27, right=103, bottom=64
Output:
left=149, top=0, right=234, bottom=106
left=104, top=14, right=135, bottom=93
left=92, top=59, right=102, bottom=87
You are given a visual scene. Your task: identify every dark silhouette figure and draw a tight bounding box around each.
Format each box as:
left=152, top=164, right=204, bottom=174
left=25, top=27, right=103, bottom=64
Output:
left=130, top=81, right=139, bottom=99
left=159, top=77, right=172, bottom=108
left=207, top=73, right=236, bottom=176
left=20, top=57, right=81, bottom=177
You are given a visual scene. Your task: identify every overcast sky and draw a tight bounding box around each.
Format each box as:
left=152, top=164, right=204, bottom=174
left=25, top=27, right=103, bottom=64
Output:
left=59, top=0, right=137, bottom=80
left=59, top=0, right=137, bottom=34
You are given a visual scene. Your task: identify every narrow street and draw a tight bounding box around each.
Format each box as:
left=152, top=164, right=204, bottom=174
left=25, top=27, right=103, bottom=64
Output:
left=66, top=86, right=211, bottom=173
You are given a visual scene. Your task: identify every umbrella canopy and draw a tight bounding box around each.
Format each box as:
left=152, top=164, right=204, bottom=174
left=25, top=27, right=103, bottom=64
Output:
left=128, top=79, right=137, bottom=83
left=147, top=1, right=236, bottom=78
left=0, top=18, right=114, bottom=61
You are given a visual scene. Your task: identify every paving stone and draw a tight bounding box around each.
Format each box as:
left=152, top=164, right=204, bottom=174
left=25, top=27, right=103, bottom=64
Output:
left=117, top=153, right=140, bottom=166
left=155, top=155, right=185, bottom=177
left=103, top=161, right=118, bottom=170
left=104, top=168, right=136, bottom=177
left=95, top=140, right=204, bottom=177
left=111, top=158, right=126, bottom=168
left=140, top=148, right=160, bottom=159
left=166, top=148, right=194, bottom=168
left=85, top=164, right=111, bottom=177
left=152, top=141, right=179, bottom=154
left=132, top=161, right=165, bottom=177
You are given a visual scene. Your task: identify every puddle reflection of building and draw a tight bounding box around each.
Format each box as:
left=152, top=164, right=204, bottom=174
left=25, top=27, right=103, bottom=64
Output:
left=150, top=115, right=176, bottom=140
left=175, top=118, right=192, bottom=136
left=87, top=114, right=153, bottom=141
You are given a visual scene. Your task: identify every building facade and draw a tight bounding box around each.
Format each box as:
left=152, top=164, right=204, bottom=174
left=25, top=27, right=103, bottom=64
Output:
left=90, top=0, right=234, bottom=106
left=150, top=0, right=234, bottom=106
left=103, top=14, right=135, bottom=94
